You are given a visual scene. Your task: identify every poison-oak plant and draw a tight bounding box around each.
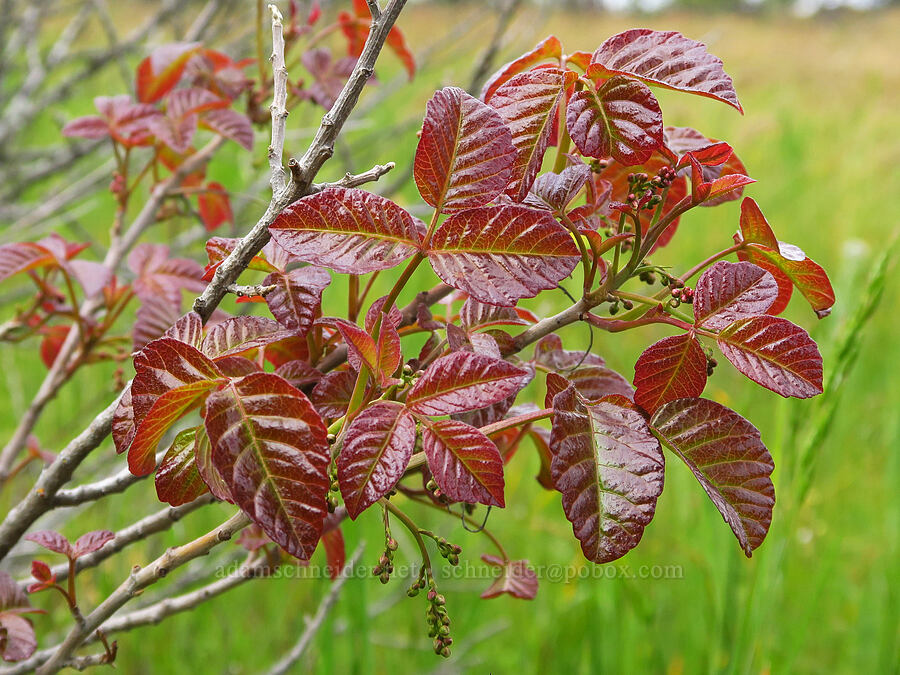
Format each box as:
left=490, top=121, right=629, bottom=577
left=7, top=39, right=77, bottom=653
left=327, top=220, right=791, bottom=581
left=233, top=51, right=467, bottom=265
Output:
left=0, top=0, right=835, bottom=668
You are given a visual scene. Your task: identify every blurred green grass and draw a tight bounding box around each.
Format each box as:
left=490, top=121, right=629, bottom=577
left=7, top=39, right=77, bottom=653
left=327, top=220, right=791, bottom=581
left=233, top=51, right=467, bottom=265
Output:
left=2, top=3, right=899, bottom=673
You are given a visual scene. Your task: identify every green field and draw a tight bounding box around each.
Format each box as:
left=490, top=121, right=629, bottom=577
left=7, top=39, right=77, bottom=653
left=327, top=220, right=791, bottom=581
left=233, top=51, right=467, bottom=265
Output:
left=1, top=3, right=898, bottom=673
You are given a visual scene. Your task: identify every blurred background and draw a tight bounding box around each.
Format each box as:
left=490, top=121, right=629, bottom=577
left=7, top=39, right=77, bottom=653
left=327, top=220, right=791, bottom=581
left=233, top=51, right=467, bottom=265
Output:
left=1, top=0, right=898, bottom=673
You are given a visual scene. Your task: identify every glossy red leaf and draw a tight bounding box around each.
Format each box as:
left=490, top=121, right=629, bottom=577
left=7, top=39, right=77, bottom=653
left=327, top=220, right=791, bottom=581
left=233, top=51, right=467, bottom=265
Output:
left=194, top=423, right=232, bottom=502
left=665, top=126, right=747, bottom=206
left=549, top=385, right=665, bottom=563
left=459, top=298, right=528, bottom=331
left=738, top=197, right=778, bottom=248
left=24, top=531, right=71, bottom=557
left=651, top=398, right=774, bottom=556
left=633, top=334, right=707, bottom=414
left=264, top=267, right=330, bottom=336
left=427, top=205, right=579, bottom=306
left=490, top=68, right=569, bottom=201
left=338, top=402, right=417, bottom=519
left=164, top=311, right=204, bottom=349
left=117, top=337, right=225, bottom=471
left=480, top=555, right=538, bottom=600
left=717, top=315, right=823, bottom=398
left=691, top=167, right=755, bottom=205
left=310, top=370, right=358, bottom=419
left=275, top=360, right=322, bottom=389
left=481, top=36, right=563, bottom=102
left=739, top=243, right=835, bottom=318
left=589, top=29, right=742, bottom=112
left=566, top=76, right=663, bottom=166
left=200, top=316, right=293, bottom=360
left=29, top=560, right=55, bottom=591
left=155, top=427, right=209, bottom=506
left=407, top=351, right=528, bottom=416
left=205, top=373, right=330, bottom=560
left=414, top=87, right=515, bottom=213
left=423, top=419, right=505, bottom=507
left=530, top=162, right=592, bottom=213
left=199, top=108, right=254, bottom=150
left=136, top=43, right=201, bottom=103
left=204, top=237, right=284, bottom=275
left=197, top=181, right=233, bottom=231
left=535, top=336, right=634, bottom=403
left=693, top=261, right=778, bottom=330
left=364, top=296, right=403, bottom=333
left=70, top=530, right=115, bottom=559
left=269, top=188, right=423, bottom=274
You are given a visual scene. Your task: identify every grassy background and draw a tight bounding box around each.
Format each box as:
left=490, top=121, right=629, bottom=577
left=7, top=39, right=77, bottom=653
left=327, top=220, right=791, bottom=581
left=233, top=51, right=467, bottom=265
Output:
left=2, top=3, right=898, bottom=673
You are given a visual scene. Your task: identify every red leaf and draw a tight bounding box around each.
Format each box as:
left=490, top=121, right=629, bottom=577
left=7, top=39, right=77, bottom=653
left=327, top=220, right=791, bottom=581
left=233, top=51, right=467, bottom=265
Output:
left=39, top=325, right=70, bottom=370
left=480, top=555, right=538, bottom=600
left=168, top=87, right=229, bottom=117
left=200, top=316, right=294, bottom=360
left=136, top=43, right=201, bottom=103
left=338, top=402, right=417, bottom=518
left=633, top=334, right=707, bottom=414
left=154, top=427, right=209, bottom=506
left=116, top=337, right=225, bottom=474
left=148, top=110, right=197, bottom=153
left=535, top=336, right=635, bottom=404
left=738, top=197, right=778, bottom=249
left=423, top=419, right=505, bottom=507
left=63, top=95, right=161, bottom=146
left=427, top=205, right=580, bottom=306
left=164, top=311, right=204, bottom=349
left=693, top=261, right=778, bottom=330
left=739, top=243, right=835, bottom=318
left=199, top=108, right=254, bottom=150
left=269, top=188, right=423, bottom=274
left=407, top=352, right=528, bottom=416
left=386, top=25, right=415, bottom=80
left=205, top=373, right=330, bottom=560
left=414, top=87, right=515, bottom=213
left=364, top=296, right=403, bottom=333
left=481, top=36, right=563, bottom=103
left=275, top=360, right=322, bottom=389
left=70, top=530, right=115, bottom=559
left=133, top=295, right=181, bottom=350
left=204, top=237, right=285, bottom=276
left=589, top=29, right=742, bottom=112
left=30, top=560, right=54, bottom=584
left=24, top=531, right=71, bottom=557
left=128, top=243, right=207, bottom=305
left=566, top=76, right=663, bottom=166
left=198, top=181, right=233, bottom=231
left=665, top=126, right=748, bottom=206
left=301, top=48, right=358, bottom=110
left=549, top=385, right=665, bottom=563
left=717, top=316, right=823, bottom=398
left=651, top=398, right=774, bottom=556
left=194, top=423, right=232, bottom=502
left=321, top=528, right=346, bottom=581
left=0, top=242, right=56, bottom=283
left=310, top=370, right=358, bottom=419
left=529, top=161, right=592, bottom=213
left=0, top=613, right=36, bottom=662
left=264, top=266, right=331, bottom=335
left=489, top=68, right=569, bottom=201
left=460, top=298, right=528, bottom=331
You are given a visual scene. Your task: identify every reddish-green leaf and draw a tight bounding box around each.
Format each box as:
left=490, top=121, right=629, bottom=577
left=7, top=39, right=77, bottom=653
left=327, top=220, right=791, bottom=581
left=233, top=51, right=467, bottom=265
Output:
left=480, top=555, right=538, bottom=600
left=407, top=352, right=528, bottom=416
left=136, top=43, right=201, bottom=103
left=200, top=316, right=293, bottom=360
left=549, top=385, right=665, bottom=563
left=205, top=373, right=330, bottom=560
left=481, top=36, right=563, bottom=103
left=427, top=205, right=579, bottom=306
left=589, top=29, right=742, bottom=112
left=338, top=402, right=417, bottom=519
left=738, top=197, right=778, bottom=248
left=414, top=87, right=515, bottom=213
left=155, top=427, right=208, bottom=506
left=651, top=398, right=774, bottom=556
left=264, top=267, right=330, bottom=336
left=717, top=316, right=823, bottom=398
left=490, top=68, right=569, bottom=201
left=739, top=243, right=835, bottom=318
left=693, top=261, right=778, bottom=330
left=423, top=419, right=505, bottom=507
left=269, top=188, right=423, bottom=274
left=194, top=423, right=232, bottom=502
left=633, top=334, right=707, bottom=414
left=566, top=76, right=663, bottom=166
